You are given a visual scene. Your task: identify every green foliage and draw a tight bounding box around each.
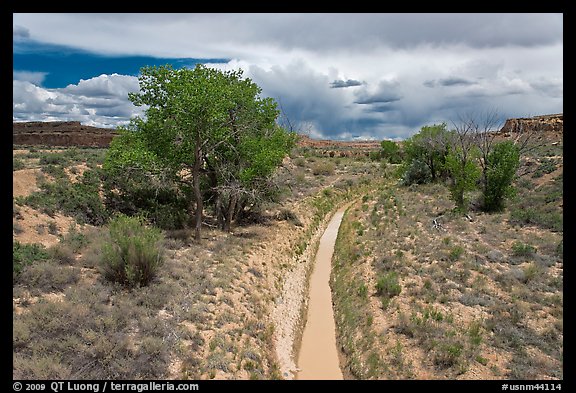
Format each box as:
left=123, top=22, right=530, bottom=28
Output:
left=532, top=158, right=558, bottom=178
left=448, top=245, right=465, bottom=262
left=104, top=64, right=294, bottom=236
left=13, top=241, right=50, bottom=278
left=358, top=282, right=368, bottom=299
left=511, top=241, right=536, bottom=257
left=13, top=158, right=26, bottom=171
left=376, top=272, right=402, bottom=308
left=482, top=141, right=520, bottom=212
left=39, top=153, right=68, bottom=166
left=23, top=169, right=109, bottom=226
left=380, top=140, right=402, bottom=164
left=103, top=133, right=189, bottom=230
left=401, top=123, right=450, bottom=184
left=100, top=214, right=164, bottom=288
left=434, top=342, right=463, bottom=368
left=400, top=159, right=432, bottom=185
left=445, top=147, right=481, bottom=210
left=369, top=151, right=382, bottom=161
left=508, top=171, right=562, bottom=232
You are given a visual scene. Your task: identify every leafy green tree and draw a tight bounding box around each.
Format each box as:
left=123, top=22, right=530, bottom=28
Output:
left=482, top=141, right=520, bottom=211
left=401, top=123, right=450, bottom=184
left=445, top=146, right=481, bottom=210
left=445, top=114, right=484, bottom=211
left=104, top=64, right=294, bottom=239
left=102, top=127, right=188, bottom=230
left=380, top=140, right=402, bottom=164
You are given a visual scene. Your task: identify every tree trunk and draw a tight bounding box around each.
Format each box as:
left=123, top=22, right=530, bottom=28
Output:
left=215, top=193, right=225, bottom=230
left=192, top=144, right=203, bottom=241
left=223, top=193, right=237, bottom=232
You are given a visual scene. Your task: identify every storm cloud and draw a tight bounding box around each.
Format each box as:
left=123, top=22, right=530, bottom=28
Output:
left=330, top=79, right=363, bottom=88
left=12, top=13, right=563, bottom=140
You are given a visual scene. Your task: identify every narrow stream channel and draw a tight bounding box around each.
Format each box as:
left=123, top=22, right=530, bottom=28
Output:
left=296, top=205, right=347, bottom=380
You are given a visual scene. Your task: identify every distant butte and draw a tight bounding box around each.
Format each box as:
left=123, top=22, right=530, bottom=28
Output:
left=13, top=113, right=562, bottom=148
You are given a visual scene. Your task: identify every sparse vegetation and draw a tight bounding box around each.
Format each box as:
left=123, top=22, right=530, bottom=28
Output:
left=12, top=112, right=561, bottom=380
left=332, top=131, right=562, bottom=380
left=512, top=241, right=536, bottom=257
left=22, top=168, right=109, bottom=225
left=13, top=241, right=50, bottom=279
left=311, top=161, right=336, bottom=176
left=375, top=272, right=402, bottom=308
left=13, top=158, right=26, bottom=171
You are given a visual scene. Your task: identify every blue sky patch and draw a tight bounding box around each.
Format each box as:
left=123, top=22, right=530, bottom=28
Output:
left=13, top=40, right=229, bottom=88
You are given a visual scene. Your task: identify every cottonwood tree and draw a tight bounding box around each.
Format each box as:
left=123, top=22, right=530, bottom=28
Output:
left=446, top=115, right=482, bottom=210
left=483, top=141, right=520, bottom=211
left=400, top=123, right=451, bottom=185
left=380, top=140, right=402, bottom=164
left=406, top=123, right=450, bottom=181
left=104, top=64, right=295, bottom=240
left=456, top=110, right=521, bottom=211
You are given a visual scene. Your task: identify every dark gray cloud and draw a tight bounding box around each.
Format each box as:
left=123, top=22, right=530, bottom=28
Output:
left=529, top=78, right=563, bottom=98
left=13, top=25, right=30, bottom=39
left=354, top=81, right=402, bottom=105
left=424, top=77, right=477, bottom=87
left=362, top=103, right=398, bottom=113
left=330, top=79, right=363, bottom=88
left=12, top=13, right=563, bottom=140
left=12, top=14, right=562, bottom=59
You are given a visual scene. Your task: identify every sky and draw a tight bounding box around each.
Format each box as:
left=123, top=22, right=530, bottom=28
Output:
left=12, top=13, right=563, bottom=141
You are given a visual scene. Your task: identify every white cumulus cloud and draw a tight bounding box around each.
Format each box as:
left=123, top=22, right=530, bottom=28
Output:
left=13, top=75, right=144, bottom=128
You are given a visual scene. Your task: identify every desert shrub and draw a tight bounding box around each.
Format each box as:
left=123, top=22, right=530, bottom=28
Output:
left=449, top=245, right=465, bottom=262
left=18, top=260, right=81, bottom=293
left=369, top=151, right=382, bottom=161
left=100, top=214, right=164, bottom=288
left=13, top=241, right=50, bottom=280
left=276, top=208, right=303, bottom=226
left=294, top=157, right=306, bottom=167
left=522, top=262, right=540, bottom=283
left=511, top=242, right=536, bottom=257
left=48, top=242, right=76, bottom=265
left=400, top=159, right=432, bottom=186
left=311, top=161, right=335, bottom=176
left=60, top=224, right=89, bottom=253
left=23, top=169, right=109, bottom=226
left=434, top=341, right=464, bottom=368
left=47, top=222, right=59, bottom=235
left=376, top=272, right=402, bottom=308
left=13, top=201, right=23, bottom=218
left=532, top=158, right=558, bottom=178
left=39, top=152, right=68, bottom=166
left=358, top=282, right=368, bottom=299
left=13, top=158, right=26, bottom=171
left=13, top=222, right=25, bottom=235
left=556, top=240, right=563, bottom=258
left=42, top=164, right=67, bottom=179
left=514, top=209, right=562, bottom=233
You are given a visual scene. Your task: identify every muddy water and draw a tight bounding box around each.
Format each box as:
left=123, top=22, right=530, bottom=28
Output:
left=296, top=206, right=346, bottom=380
